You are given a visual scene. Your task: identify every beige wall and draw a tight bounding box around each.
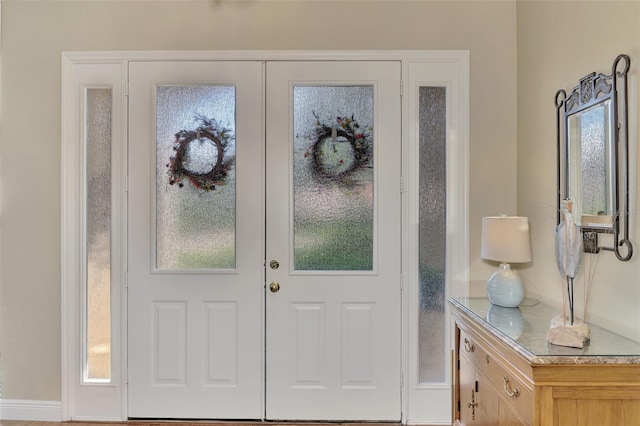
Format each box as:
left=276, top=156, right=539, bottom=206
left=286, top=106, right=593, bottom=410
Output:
left=0, top=0, right=518, bottom=401
left=517, top=1, right=640, bottom=341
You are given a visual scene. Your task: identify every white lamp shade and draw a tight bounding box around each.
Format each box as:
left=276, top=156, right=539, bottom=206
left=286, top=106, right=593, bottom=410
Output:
left=481, top=216, right=532, bottom=263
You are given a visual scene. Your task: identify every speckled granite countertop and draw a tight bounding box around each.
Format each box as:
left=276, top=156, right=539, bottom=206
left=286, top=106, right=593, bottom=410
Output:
left=449, top=297, right=640, bottom=365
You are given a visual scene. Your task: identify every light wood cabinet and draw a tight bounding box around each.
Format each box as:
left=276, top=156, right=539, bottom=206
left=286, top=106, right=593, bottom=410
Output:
left=451, top=298, right=640, bottom=426
left=456, top=323, right=530, bottom=425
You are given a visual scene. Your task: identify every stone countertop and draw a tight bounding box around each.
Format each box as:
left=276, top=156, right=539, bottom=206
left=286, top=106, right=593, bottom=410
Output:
left=449, top=297, right=640, bottom=365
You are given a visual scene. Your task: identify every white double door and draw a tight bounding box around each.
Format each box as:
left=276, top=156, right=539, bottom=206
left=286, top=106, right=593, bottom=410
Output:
left=127, top=60, right=401, bottom=420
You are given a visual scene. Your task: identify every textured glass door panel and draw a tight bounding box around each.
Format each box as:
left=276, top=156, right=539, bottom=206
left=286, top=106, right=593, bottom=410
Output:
left=156, top=86, right=236, bottom=270
left=86, top=88, right=112, bottom=381
left=418, top=87, right=446, bottom=383
left=293, top=86, right=374, bottom=271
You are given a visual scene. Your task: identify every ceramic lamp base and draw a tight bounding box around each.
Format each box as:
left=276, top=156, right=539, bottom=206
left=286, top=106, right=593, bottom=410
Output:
left=486, top=263, right=524, bottom=308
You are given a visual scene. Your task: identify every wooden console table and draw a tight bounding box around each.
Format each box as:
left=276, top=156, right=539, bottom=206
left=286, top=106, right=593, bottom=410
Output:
left=450, top=297, right=640, bottom=426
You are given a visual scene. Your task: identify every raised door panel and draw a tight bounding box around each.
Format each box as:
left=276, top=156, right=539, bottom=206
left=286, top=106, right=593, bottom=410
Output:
left=458, top=354, right=499, bottom=426
left=475, top=369, right=499, bottom=426
left=458, top=353, right=476, bottom=424
left=498, top=396, right=527, bottom=426
left=553, top=387, right=640, bottom=426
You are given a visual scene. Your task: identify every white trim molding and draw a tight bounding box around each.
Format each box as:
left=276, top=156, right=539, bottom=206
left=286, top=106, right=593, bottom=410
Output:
left=0, top=399, right=62, bottom=421
left=62, top=50, right=469, bottom=423
left=401, top=54, right=470, bottom=425
left=61, top=54, right=127, bottom=421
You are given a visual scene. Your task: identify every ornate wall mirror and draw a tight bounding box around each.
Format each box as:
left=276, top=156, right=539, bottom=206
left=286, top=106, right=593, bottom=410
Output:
left=555, top=54, right=633, bottom=261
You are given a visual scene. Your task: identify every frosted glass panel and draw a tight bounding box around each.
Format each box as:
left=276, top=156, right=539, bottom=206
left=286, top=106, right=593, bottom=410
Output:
left=86, top=88, right=112, bottom=381
left=569, top=102, right=611, bottom=217
left=293, top=86, right=374, bottom=271
left=156, top=86, right=236, bottom=270
left=418, top=86, right=446, bottom=383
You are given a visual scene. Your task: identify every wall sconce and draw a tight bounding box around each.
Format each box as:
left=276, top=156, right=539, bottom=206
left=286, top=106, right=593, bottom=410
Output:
left=481, top=215, right=532, bottom=308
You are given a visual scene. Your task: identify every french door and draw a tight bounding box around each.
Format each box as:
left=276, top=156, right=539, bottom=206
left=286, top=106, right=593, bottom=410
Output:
left=127, top=60, right=401, bottom=420
left=265, top=61, right=401, bottom=420
left=127, top=61, right=264, bottom=419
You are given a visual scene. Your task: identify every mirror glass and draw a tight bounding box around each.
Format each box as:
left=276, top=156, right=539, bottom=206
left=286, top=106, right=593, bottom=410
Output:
left=567, top=100, right=614, bottom=229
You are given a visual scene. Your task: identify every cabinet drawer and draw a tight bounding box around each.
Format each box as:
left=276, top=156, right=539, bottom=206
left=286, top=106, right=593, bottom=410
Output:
left=459, top=327, right=532, bottom=424
left=459, top=329, right=491, bottom=376
left=487, top=355, right=533, bottom=424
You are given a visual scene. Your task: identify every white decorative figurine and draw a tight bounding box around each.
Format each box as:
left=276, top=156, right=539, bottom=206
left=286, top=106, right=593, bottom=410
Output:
left=548, top=199, right=590, bottom=348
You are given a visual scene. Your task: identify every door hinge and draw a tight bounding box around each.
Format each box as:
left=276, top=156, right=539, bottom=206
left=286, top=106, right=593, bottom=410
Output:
left=125, top=79, right=129, bottom=97
left=400, top=79, right=404, bottom=97
left=400, top=177, right=404, bottom=194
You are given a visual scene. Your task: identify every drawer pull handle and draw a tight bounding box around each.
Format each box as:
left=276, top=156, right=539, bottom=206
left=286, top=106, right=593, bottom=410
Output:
left=464, top=338, right=475, bottom=353
left=503, top=376, right=521, bottom=398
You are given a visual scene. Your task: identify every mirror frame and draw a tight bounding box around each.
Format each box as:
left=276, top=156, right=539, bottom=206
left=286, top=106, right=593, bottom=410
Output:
left=555, top=54, right=633, bottom=261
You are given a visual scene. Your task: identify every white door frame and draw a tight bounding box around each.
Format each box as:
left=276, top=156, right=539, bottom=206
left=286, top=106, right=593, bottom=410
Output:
left=61, top=50, right=469, bottom=425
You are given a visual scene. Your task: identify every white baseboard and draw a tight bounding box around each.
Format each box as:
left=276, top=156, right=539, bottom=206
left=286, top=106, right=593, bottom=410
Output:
left=70, top=416, right=125, bottom=422
left=0, top=399, right=62, bottom=421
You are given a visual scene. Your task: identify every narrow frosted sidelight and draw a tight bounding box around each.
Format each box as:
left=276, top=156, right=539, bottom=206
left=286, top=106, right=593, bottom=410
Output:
left=418, top=86, right=447, bottom=383
left=86, top=88, right=112, bottom=381
left=293, top=86, right=374, bottom=271
left=156, top=86, right=236, bottom=270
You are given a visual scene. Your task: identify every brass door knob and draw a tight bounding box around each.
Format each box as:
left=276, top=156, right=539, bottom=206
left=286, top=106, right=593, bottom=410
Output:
left=269, top=282, right=280, bottom=293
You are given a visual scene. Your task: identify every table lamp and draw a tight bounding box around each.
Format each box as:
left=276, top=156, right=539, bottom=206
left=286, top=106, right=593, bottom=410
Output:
left=481, top=215, right=532, bottom=308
